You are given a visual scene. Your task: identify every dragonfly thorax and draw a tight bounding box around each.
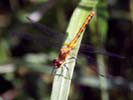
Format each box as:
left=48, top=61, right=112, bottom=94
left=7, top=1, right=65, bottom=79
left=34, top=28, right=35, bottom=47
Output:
left=53, top=47, right=71, bottom=68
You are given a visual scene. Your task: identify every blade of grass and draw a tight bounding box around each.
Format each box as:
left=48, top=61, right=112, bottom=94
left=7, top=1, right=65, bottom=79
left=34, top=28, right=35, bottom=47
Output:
left=50, top=0, right=98, bottom=100
left=130, top=0, right=133, bottom=22
left=0, top=39, right=10, bottom=64
left=89, top=0, right=109, bottom=100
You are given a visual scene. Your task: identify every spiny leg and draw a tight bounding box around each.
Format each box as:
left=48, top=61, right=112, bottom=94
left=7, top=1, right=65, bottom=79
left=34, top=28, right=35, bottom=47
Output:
left=60, top=67, right=64, bottom=76
left=51, top=57, right=76, bottom=79
left=54, top=66, right=71, bottom=79
left=58, top=56, right=77, bottom=79
left=55, top=65, right=71, bottom=79
left=51, top=66, right=63, bottom=77
left=51, top=66, right=69, bottom=79
left=63, top=64, right=71, bottom=79
left=63, top=56, right=77, bottom=65
left=60, top=56, right=77, bottom=79
left=51, top=65, right=71, bottom=79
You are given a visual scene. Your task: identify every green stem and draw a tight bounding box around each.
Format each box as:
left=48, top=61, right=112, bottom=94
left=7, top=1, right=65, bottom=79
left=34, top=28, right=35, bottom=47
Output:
left=50, top=0, right=98, bottom=100
left=90, top=0, right=109, bottom=100
left=130, top=0, right=133, bottom=22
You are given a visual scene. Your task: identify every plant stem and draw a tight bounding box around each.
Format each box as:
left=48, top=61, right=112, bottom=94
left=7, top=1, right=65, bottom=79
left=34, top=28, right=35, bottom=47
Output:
left=89, top=0, right=109, bottom=100
left=50, top=0, right=98, bottom=100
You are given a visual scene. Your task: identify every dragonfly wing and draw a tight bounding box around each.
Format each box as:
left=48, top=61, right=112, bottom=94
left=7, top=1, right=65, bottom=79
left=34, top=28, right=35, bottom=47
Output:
left=79, top=44, right=130, bottom=77
left=27, top=17, right=67, bottom=40
left=77, top=54, right=105, bottom=77
left=91, top=50, right=126, bottom=59
left=26, top=17, right=68, bottom=49
left=80, top=44, right=126, bottom=59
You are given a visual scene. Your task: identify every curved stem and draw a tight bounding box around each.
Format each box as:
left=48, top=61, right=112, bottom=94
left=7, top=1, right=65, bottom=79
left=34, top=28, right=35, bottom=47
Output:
left=50, top=0, right=98, bottom=100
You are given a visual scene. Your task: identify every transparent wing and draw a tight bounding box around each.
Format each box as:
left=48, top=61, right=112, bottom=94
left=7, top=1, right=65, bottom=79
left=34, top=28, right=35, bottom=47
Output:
left=78, top=44, right=130, bottom=77
left=80, top=44, right=126, bottom=59
left=26, top=17, right=67, bottom=50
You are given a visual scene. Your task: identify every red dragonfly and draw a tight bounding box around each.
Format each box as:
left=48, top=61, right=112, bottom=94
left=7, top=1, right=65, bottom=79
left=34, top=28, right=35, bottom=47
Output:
left=27, top=12, right=127, bottom=77
left=53, top=11, right=95, bottom=69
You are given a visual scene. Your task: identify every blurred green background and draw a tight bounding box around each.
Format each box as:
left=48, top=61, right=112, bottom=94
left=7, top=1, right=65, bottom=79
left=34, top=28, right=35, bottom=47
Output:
left=0, top=0, right=132, bottom=100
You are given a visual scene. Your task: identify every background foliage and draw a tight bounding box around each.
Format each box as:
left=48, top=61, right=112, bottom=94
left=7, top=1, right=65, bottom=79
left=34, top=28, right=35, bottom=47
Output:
left=0, top=0, right=132, bottom=100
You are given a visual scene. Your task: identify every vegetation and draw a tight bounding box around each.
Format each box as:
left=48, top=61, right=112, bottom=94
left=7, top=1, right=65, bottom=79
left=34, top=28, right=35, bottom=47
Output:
left=0, top=0, right=132, bottom=100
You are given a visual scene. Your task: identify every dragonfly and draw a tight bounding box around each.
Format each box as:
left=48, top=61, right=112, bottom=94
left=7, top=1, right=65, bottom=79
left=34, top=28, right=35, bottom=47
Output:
left=53, top=11, right=95, bottom=69
left=27, top=11, right=127, bottom=77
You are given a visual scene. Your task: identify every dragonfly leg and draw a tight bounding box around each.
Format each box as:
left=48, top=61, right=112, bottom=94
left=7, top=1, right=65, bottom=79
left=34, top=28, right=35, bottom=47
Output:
left=51, top=66, right=63, bottom=77
left=51, top=57, right=76, bottom=79
left=60, top=67, right=64, bottom=76
left=63, top=56, right=77, bottom=65
left=56, top=57, right=77, bottom=79
left=63, top=64, right=71, bottom=79
left=55, top=65, right=71, bottom=79
left=51, top=66, right=71, bottom=80
left=69, top=56, right=77, bottom=60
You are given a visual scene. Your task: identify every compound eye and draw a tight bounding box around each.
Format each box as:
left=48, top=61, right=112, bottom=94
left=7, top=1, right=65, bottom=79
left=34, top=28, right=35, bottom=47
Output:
left=53, top=59, right=59, bottom=65
left=53, top=59, right=58, bottom=64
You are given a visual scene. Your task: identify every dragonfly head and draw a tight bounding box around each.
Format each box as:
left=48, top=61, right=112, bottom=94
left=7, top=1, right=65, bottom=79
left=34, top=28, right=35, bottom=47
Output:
left=53, top=59, right=62, bottom=68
